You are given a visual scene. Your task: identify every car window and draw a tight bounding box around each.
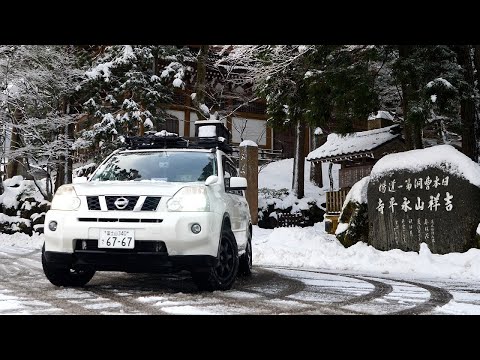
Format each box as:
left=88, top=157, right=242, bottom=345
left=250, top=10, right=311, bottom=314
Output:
left=223, top=156, right=242, bottom=196
left=91, top=151, right=217, bottom=182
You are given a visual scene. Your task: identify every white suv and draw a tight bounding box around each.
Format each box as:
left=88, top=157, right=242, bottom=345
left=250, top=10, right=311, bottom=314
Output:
left=42, top=142, right=252, bottom=291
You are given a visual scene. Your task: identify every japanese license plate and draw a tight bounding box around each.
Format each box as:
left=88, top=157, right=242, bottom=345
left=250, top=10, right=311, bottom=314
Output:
left=99, top=229, right=135, bottom=249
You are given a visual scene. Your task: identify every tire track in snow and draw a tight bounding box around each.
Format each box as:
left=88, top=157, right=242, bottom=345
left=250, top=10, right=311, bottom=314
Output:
left=239, top=268, right=363, bottom=314
left=389, top=279, right=453, bottom=315
left=337, top=275, right=394, bottom=306
left=263, top=267, right=393, bottom=308
left=264, top=266, right=453, bottom=315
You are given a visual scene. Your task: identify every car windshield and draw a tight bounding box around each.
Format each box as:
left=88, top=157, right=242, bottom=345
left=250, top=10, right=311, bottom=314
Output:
left=91, top=151, right=217, bottom=182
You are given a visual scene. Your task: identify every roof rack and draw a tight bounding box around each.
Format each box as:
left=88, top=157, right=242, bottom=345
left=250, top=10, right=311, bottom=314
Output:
left=125, top=121, right=233, bottom=154
left=125, top=134, right=233, bottom=154
left=126, top=134, right=189, bottom=150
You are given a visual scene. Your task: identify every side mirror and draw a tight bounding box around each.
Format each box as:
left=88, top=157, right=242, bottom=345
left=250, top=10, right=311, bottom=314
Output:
left=73, top=176, right=88, bottom=184
left=205, top=175, right=219, bottom=186
left=228, top=177, right=247, bottom=191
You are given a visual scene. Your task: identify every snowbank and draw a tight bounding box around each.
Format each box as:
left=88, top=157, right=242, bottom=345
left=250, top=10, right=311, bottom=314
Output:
left=0, top=232, right=44, bottom=249
left=253, top=223, right=480, bottom=280
left=370, top=144, right=480, bottom=187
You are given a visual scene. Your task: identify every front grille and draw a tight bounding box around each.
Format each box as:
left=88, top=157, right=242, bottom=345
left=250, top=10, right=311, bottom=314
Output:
left=105, top=196, right=139, bottom=211
left=78, top=218, right=163, bottom=223
left=87, top=196, right=101, bottom=210
left=141, top=197, right=161, bottom=211
left=74, top=239, right=167, bottom=253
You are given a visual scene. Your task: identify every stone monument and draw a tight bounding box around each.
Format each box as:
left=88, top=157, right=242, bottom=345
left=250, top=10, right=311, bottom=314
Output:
left=368, top=145, right=480, bottom=254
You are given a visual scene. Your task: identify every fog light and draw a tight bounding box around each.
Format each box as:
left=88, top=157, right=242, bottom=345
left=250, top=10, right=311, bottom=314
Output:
left=48, top=221, right=58, bottom=231
left=191, top=223, right=201, bottom=234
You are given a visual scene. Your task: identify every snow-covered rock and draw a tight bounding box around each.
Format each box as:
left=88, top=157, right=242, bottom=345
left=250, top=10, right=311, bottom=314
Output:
left=336, top=177, right=370, bottom=248
left=368, top=144, right=480, bottom=254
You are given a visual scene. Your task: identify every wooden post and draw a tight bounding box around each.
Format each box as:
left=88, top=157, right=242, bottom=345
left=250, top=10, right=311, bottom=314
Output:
left=310, top=132, right=327, bottom=187
left=239, top=144, right=258, bottom=225
left=184, top=93, right=191, bottom=137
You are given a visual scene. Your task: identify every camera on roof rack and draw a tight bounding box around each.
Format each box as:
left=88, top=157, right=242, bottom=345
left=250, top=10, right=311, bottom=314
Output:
left=194, top=119, right=233, bottom=154
left=194, top=120, right=231, bottom=142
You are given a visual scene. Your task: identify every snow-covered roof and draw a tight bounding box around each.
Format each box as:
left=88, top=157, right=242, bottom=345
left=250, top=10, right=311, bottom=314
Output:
left=368, top=110, right=393, bottom=121
left=307, top=125, right=402, bottom=162
left=370, top=144, right=480, bottom=188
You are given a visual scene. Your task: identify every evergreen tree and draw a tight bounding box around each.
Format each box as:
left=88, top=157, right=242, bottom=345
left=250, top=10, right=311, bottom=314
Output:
left=305, top=45, right=380, bottom=133
left=77, top=45, right=191, bottom=159
left=391, top=45, right=461, bottom=150
left=453, top=45, right=478, bottom=161
left=251, top=45, right=380, bottom=197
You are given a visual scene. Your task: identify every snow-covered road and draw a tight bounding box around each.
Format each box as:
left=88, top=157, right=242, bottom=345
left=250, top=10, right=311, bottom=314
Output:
left=1, top=245, right=480, bottom=315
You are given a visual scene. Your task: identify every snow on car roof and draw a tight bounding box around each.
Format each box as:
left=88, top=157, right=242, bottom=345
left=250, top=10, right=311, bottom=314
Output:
left=121, top=148, right=213, bottom=153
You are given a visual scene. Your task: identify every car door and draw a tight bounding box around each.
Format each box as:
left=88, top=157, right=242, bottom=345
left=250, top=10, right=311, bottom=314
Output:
left=223, top=157, right=249, bottom=249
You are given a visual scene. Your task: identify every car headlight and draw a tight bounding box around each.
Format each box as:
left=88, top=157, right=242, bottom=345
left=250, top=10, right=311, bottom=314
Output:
left=50, top=185, right=81, bottom=211
left=167, top=186, right=210, bottom=212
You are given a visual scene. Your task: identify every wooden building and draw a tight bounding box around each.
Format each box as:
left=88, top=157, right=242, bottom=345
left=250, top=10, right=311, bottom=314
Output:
left=307, top=112, right=406, bottom=233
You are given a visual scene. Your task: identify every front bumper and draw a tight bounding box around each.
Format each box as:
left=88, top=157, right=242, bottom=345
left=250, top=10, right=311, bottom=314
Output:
left=44, top=250, right=216, bottom=272
left=44, top=209, right=222, bottom=257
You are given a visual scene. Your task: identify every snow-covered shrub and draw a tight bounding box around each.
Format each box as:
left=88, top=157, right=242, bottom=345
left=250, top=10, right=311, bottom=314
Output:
left=0, top=176, right=50, bottom=235
left=335, top=176, right=370, bottom=247
left=257, top=187, right=324, bottom=229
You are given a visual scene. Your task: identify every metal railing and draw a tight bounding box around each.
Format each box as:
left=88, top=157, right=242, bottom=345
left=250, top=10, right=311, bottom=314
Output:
left=278, top=213, right=308, bottom=227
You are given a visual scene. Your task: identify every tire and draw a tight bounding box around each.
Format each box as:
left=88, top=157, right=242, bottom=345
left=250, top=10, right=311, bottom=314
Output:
left=193, top=228, right=239, bottom=291
left=42, top=244, right=95, bottom=287
left=238, top=228, right=252, bottom=276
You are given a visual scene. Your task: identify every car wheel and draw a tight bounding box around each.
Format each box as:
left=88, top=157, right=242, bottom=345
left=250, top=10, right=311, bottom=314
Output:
left=42, top=244, right=95, bottom=287
left=238, top=229, right=252, bottom=276
left=193, top=228, right=239, bottom=291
